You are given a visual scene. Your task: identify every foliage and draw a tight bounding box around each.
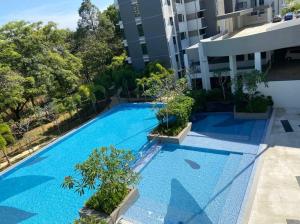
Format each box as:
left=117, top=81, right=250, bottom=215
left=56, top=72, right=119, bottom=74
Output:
left=63, top=146, right=139, bottom=214
left=234, top=70, right=271, bottom=113
left=186, top=89, right=207, bottom=112
left=206, top=88, right=225, bottom=102
left=213, top=70, right=230, bottom=100
left=154, top=95, right=194, bottom=136
left=74, top=216, right=107, bottom=224
left=0, top=21, right=82, bottom=120
left=74, top=1, right=122, bottom=81
left=281, top=1, right=300, bottom=15
left=235, top=94, right=273, bottom=113
left=0, top=123, right=15, bottom=164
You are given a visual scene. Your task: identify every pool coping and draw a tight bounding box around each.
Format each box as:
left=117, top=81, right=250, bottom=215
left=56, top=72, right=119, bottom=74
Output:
left=0, top=103, right=157, bottom=178
left=236, top=108, right=276, bottom=224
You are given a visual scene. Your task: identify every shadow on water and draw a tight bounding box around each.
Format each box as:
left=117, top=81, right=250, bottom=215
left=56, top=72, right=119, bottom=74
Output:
left=0, top=175, right=54, bottom=202
left=21, top=156, right=48, bottom=168
left=0, top=206, right=36, bottom=224
left=164, top=179, right=213, bottom=224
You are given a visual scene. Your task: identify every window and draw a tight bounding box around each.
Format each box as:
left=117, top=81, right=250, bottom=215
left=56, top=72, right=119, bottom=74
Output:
left=180, top=32, right=186, bottom=40
left=141, top=43, right=148, bottom=55
left=132, top=3, right=140, bottom=17
left=199, top=28, right=206, bottom=35
left=166, top=0, right=171, bottom=5
left=137, top=24, right=144, bottom=37
left=120, top=29, right=126, bottom=39
left=248, top=53, right=254, bottom=60
left=191, top=78, right=203, bottom=90
left=178, top=14, right=185, bottom=22
left=125, top=47, right=130, bottom=56
left=169, top=17, right=174, bottom=26
left=237, top=55, right=245, bottom=61
left=176, top=0, right=183, bottom=3
left=197, top=11, right=204, bottom=18
left=173, top=36, right=177, bottom=45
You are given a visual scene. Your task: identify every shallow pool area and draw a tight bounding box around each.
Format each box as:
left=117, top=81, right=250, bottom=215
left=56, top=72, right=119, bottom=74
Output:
left=123, top=113, right=268, bottom=224
left=0, top=104, right=158, bottom=224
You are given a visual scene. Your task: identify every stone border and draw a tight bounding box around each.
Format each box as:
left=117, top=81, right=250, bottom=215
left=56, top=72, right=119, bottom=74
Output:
left=147, top=122, right=192, bottom=144
left=234, top=106, right=272, bottom=119
left=79, top=188, right=139, bottom=224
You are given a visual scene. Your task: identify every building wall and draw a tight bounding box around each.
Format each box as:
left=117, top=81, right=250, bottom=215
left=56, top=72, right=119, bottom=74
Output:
left=258, top=80, right=300, bottom=108
left=139, top=0, right=171, bottom=68
left=202, top=20, right=300, bottom=57
left=118, top=0, right=145, bottom=70
left=118, top=0, right=171, bottom=70
left=203, top=0, right=218, bottom=36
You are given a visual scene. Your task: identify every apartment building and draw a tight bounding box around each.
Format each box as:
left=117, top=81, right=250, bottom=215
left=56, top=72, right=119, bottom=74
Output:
left=116, top=0, right=223, bottom=77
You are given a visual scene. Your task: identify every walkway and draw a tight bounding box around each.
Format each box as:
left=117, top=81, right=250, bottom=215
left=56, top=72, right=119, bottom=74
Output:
left=248, top=108, right=300, bottom=224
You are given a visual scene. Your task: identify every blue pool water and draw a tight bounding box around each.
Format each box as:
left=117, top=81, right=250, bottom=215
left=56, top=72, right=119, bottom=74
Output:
left=0, top=104, right=158, bottom=224
left=124, top=113, right=267, bottom=224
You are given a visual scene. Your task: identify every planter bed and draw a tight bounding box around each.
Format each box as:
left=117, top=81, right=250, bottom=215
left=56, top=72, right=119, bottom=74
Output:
left=147, top=122, right=192, bottom=144
left=79, top=188, right=139, bottom=224
left=234, top=106, right=272, bottom=120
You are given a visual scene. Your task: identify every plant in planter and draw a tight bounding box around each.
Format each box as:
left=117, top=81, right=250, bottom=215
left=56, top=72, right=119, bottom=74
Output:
left=62, top=146, right=139, bottom=220
left=234, top=70, right=273, bottom=113
left=154, top=95, right=194, bottom=136
left=213, top=70, right=230, bottom=101
left=186, top=89, right=207, bottom=113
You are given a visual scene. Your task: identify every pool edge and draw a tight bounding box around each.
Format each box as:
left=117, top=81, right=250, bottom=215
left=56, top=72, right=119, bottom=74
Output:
left=236, top=108, right=276, bottom=224
left=0, top=103, right=156, bottom=177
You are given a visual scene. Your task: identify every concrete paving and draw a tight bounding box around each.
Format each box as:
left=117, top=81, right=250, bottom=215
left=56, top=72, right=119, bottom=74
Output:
left=248, top=108, right=300, bottom=224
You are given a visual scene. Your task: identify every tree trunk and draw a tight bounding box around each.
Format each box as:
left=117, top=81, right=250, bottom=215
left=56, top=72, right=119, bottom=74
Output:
left=2, top=149, right=11, bottom=166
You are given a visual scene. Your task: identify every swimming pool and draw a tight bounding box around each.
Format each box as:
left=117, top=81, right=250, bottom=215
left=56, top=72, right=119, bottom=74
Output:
left=0, top=104, right=158, bottom=224
left=123, top=113, right=267, bottom=224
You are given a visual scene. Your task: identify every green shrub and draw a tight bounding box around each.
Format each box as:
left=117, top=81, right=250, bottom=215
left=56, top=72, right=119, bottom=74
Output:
left=236, top=94, right=273, bottom=113
left=63, top=146, right=139, bottom=215
left=186, top=90, right=207, bottom=112
left=85, top=183, right=128, bottom=214
left=206, top=88, right=224, bottom=102
left=154, top=95, right=194, bottom=136
left=74, top=216, right=107, bottom=224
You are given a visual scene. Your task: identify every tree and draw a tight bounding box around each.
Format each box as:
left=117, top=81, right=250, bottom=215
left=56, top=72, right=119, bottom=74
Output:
left=140, top=62, right=188, bottom=129
left=63, top=146, right=139, bottom=214
left=213, top=70, right=230, bottom=100
left=78, top=0, right=100, bottom=35
left=0, top=21, right=82, bottom=120
left=234, top=70, right=268, bottom=112
left=0, top=123, right=15, bottom=165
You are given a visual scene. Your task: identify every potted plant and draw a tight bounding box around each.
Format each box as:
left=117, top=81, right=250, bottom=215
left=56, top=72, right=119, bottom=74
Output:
left=62, top=146, right=140, bottom=224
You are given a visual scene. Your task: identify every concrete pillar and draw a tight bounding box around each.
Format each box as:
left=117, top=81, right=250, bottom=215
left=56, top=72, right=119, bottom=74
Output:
left=198, top=43, right=211, bottom=90
left=183, top=53, right=192, bottom=89
left=255, top=52, right=262, bottom=72
left=229, top=55, right=237, bottom=93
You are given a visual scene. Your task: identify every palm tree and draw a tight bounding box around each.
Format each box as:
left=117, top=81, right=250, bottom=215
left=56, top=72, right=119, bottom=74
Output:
left=0, top=123, right=15, bottom=165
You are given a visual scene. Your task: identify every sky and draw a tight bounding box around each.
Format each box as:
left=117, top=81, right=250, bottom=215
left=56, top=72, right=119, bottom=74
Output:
left=0, top=0, right=114, bottom=30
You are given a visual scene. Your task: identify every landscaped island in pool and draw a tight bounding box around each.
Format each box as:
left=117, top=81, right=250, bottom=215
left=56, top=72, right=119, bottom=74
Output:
left=0, top=104, right=158, bottom=224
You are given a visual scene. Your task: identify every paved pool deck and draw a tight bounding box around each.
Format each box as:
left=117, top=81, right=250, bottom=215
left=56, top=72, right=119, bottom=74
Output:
left=248, top=108, right=300, bottom=224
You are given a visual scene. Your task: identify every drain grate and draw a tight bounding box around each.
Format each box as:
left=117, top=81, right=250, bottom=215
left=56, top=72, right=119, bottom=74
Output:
left=287, top=219, right=300, bottom=224
left=281, top=120, right=294, bottom=133
left=296, top=176, right=300, bottom=187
